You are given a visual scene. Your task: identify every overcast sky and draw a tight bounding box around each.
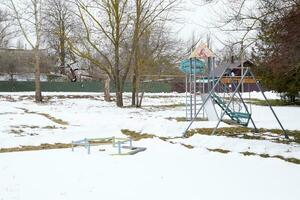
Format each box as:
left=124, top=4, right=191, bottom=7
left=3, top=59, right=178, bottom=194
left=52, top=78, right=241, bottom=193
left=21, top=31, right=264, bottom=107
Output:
left=174, top=0, right=229, bottom=50
left=7, top=0, right=240, bottom=52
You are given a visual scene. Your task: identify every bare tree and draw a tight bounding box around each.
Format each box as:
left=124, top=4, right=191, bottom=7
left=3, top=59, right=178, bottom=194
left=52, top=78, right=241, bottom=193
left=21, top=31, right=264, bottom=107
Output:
left=197, top=0, right=298, bottom=49
left=67, top=0, right=181, bottom=106
left=132, top=23, right=184, bottom=107
left=0, top=9, right=13, bottom=48
left=130, top=0, right=181, bottom=107
left=44, top=0, right=76, bottom=75
left=68, top=0, right=132, bottom=107
left=6, top=0, right=44, bottom=102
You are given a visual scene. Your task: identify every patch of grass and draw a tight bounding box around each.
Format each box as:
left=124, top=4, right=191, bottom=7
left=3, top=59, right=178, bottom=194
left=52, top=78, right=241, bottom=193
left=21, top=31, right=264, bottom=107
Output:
left=185, top=127, right=300, bottom=144
left=143, top=104, right=185, bottom=109
left=11, top=125, right=66, bottom=130
left=185, top=127, right=252, bottom=138
left=207, top=148, right=230, bottom=154
left=166, top=117, right=208, bottom=122
left=0, top=112, right=17, bottom=115
left=0, top=143, right=71, bottom=153
left=10, top=129, right=24, bottom=135
left=121, top=129, right=155, bottom=141
left=43, top=125, right=66, bottom=130
left=15, top=95, right=103, bottom=102
left=248, top=99, right=300, bottom=106
left=0, top=95, right=16, bottom=102
left=181, top=143, right=194, bottom=149
left=274, top=156, right=300, bottom=165
left=240, top=151, right=300, bottom=165
left=16, top=107, right=69, bottom=126
left=259, top=153, right=270, bottom=158
left=142, top=95, right=183, bottom=99
left=39, top=113, right=69, bottom=125
left=240, top=151, right=257, bottom=156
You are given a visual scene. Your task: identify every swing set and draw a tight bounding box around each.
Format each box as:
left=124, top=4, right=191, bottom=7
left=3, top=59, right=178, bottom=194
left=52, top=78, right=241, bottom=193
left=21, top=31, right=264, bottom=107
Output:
left=179, top=44, right=289, bottom=139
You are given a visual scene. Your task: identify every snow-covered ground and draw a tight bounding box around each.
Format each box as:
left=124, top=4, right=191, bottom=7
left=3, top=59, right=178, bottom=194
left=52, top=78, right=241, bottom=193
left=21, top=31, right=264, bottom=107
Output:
left=1, top=92, right=300, bottom=200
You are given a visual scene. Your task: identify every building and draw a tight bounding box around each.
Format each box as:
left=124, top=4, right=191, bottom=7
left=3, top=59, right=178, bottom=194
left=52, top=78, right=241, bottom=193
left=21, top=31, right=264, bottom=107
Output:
left=0, top=48, right=56, bottom=81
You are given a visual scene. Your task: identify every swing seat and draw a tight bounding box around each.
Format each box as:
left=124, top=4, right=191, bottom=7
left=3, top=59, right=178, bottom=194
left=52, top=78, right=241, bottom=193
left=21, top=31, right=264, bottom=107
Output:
left=231, top=112, right=251, bottom=126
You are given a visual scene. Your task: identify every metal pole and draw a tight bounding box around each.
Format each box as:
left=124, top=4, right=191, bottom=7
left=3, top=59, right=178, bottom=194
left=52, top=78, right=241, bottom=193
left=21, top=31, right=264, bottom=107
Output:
left=193, top=58, right=197, bottom=118
left=129, top=138, right=133, bottom=148
left=249, top=70, right=289, bottom=139
left=227, top=73, right=258, bottom=132
left=236, top=91, right=258, bottom=132
left=118, top=141, right=121, bottom=154
left=202, top=75, right=205, bottom=119
left=212, top=68, right=250, bottom=135
left=189, top=58, right=193, bottom=120
left=185, top=74, right=188, bottom=119
left=240, top=41, right=244, bottom=93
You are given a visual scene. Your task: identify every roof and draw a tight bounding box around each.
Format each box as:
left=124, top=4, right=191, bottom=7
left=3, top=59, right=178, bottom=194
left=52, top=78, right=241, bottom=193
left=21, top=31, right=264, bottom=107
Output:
left=210, top=60, right=254, bottom=77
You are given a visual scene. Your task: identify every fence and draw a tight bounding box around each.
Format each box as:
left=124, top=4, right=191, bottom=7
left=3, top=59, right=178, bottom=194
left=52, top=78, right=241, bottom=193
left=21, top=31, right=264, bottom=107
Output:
left=0, top=80, right=176, bottom=93
left=0, top=80, right=259, bottom=93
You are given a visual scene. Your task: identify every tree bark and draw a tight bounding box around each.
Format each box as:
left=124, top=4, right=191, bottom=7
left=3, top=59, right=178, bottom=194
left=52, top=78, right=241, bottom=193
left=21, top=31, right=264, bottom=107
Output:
left=116, top=91, right=123, bottom=107
left=131, top=74, right=137, bottom=106
left=104, top=75, right=111, bottom=102
left=138, top=91, right=144, bottom=107
left=34, top=48, right=42, bottom=102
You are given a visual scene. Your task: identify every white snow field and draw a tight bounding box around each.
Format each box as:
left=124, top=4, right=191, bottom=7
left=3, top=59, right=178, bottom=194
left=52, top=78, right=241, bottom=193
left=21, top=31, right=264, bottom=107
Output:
left=1, top=92, right=300, bottom=200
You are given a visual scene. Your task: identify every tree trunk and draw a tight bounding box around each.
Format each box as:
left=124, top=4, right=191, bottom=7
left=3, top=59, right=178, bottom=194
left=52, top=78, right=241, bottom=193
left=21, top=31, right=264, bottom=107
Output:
left=138, top=92, right=144, bottom=107
left=135, top=73, right=140, bottom=107
left=116, top=91, right=123, bottom=107
left=34, top=48, right=42, bottom=102
left=132, top=74, right=137, bottom=106
left=59, top=23, right=66, bottom=75
left=104, top=76, right=111, bottom=102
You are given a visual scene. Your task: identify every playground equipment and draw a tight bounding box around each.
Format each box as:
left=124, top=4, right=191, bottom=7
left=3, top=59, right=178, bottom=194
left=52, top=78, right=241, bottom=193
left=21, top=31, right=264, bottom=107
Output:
left=179, top=43, right=289, bottom=139
left=71, top=137, right=146, bottom=155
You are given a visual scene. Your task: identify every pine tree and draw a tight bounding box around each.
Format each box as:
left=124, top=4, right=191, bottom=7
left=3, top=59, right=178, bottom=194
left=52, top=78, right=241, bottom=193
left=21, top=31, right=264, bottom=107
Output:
left=253, top=2, right=300, bottom=102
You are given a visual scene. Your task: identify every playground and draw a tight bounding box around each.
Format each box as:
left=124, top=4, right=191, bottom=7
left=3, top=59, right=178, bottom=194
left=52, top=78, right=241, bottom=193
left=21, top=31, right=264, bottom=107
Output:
left=1, top=90, right=300, bottom=200
left=1, top=44, right=300, bottom=200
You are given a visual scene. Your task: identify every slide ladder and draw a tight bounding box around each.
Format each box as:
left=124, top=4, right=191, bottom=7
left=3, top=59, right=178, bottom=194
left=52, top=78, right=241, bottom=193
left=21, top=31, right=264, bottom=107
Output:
left=211, top=92, right=251, bottom=126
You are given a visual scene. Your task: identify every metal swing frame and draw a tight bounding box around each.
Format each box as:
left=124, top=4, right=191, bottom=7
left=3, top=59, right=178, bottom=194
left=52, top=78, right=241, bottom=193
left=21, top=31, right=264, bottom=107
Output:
left=183, top=66, right=289, bottom=139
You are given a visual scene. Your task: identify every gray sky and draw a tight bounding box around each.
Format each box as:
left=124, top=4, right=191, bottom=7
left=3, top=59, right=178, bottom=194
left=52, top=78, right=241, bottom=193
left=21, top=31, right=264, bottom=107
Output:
left=7, top=0, right=241, bottom=52
left=173, top=0, right=228, bottom=50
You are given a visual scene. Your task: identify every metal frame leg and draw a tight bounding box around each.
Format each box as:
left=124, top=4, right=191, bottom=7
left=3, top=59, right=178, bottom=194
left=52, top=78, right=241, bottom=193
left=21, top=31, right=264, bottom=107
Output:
left=250, top=71, right=289, bottom=139
left=212, top=68, right=250, bottom=135
left=183, top=65, right=231, bottom=136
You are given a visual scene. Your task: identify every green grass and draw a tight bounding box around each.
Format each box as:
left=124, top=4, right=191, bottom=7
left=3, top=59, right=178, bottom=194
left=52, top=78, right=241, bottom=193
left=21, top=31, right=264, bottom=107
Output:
left=247, top=99, right=300, bottom=106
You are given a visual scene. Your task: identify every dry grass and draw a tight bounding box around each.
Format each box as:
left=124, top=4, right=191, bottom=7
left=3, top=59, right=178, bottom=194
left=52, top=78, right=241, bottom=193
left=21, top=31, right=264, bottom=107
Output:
left=185, top=127, right=300, bottom=144
left=0, top=143, right=71, bottom=153
left=207, top=148, right=230, bottom=154
left=121, top=129, right=155, bottom=141
left=166, top=117, right=208, bottom=122
left=241, top=151, right=300, bottom=164
left=16, top=107, right=69, bottom=126
left=10, top=125, right=66, bottom=130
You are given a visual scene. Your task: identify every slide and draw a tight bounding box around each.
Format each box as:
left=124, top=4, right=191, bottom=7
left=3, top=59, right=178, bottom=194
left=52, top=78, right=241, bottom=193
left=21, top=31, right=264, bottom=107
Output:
left=201, top=94, right=219, bottom=121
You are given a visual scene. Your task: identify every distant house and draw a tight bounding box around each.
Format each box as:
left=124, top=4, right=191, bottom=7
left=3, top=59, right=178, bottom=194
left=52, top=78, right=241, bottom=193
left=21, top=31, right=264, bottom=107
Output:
left=211, top=60, right=259, bottom=92
left=0, top=48, right=56, bottom=81
left=211, top=60, right=255, bottom=77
